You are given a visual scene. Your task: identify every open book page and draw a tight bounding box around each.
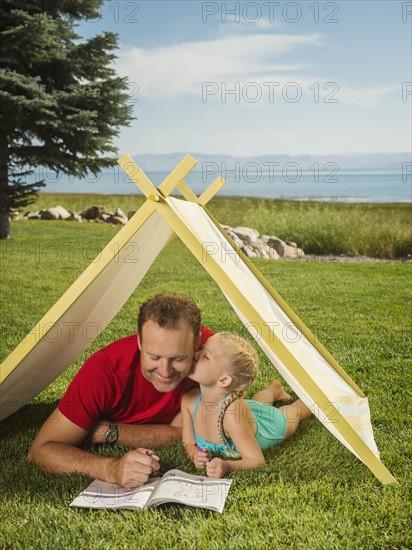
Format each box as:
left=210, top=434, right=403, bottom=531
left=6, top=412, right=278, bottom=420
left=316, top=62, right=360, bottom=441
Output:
left=147, top=470, right=232, bottom=513
left=70, top=470, right=232, bottom=512
left=70, top=478, right=160, bottom=510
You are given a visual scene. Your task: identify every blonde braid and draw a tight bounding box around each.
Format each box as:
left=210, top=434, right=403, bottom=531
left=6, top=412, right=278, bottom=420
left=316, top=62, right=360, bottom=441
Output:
left=217, top=391, right=243, bottom=458
left=213, top=332, right=259, bottom=458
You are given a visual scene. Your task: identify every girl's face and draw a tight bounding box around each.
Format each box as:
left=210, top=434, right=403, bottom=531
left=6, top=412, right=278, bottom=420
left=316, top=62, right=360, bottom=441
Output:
left=189, top=334, right=227, bottom=386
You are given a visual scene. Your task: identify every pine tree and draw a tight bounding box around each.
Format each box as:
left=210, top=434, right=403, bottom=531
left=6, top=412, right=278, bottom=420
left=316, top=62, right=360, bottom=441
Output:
left=0, top=0, right=134, bottom=238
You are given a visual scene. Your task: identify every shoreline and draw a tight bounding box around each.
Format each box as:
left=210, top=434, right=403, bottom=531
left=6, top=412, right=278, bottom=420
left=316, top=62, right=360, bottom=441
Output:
left=35, top=191, right=410, bottom=206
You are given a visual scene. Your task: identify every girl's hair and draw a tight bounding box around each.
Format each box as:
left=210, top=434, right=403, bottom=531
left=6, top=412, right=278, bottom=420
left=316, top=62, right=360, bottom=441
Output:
left=215, top=332, right=259, bottom=457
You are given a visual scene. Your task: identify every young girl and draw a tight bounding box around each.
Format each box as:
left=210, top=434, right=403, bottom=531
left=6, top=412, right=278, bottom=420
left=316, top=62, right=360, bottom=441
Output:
left=181, top=332, right=312, bottom=478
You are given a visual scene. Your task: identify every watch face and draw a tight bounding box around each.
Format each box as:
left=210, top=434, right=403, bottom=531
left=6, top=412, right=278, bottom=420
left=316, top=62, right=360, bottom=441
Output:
left=106, top=427, right=118, bottom=444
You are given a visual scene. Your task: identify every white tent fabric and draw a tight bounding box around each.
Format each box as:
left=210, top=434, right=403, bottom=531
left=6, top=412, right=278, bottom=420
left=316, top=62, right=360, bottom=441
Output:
left=0, top=211, right=172, bottom=421
left=166, top=196, right=380, bottom=464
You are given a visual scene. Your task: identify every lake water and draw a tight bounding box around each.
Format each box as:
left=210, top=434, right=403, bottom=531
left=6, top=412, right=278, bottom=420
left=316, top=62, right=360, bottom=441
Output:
left=36, top=167, right=411, bottom=203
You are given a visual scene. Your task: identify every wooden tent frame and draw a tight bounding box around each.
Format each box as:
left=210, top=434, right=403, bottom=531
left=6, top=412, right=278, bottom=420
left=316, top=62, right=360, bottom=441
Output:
left=0, top=153, right=396, bottom=485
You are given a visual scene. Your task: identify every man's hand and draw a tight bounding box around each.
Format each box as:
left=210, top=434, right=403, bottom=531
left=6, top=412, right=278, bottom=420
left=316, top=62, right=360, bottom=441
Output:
left=206, top=457, right=229, bottom=478
left=110, top=449, right=160, bottom=488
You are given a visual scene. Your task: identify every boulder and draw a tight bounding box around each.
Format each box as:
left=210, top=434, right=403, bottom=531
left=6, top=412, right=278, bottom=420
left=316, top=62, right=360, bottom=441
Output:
left=267, top=246, right=280, bottom=260
left=68, top=212, right=82, bottom=222
left=225, top=229, right=244, bottom=248
left=109, top=215, right=127, bottom=225
left=26, top=212, right=41, bottom=219
left=114, top=207, right=127, bottom=220
left=233, top=226, right=259, bottom=244
left=243, top=245, right=258, bottom=258
left=254, top=242, right=269, bottom=259
left=81, top=205, right=107, bottom=220
left=284, top=246, right=305, bottom=260
left=267, top=237, right=288, bottom=257
left=39, top=207, right=60, bottom=220
left=9, top=209, right=20, bottom=220
left=258, top=242, right=280, bottom=260
left=55, top=205, right=71, bottom=220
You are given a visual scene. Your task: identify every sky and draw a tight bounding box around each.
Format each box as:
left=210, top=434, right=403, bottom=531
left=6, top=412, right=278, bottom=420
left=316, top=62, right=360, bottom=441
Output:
left=77, top=0, right=412, bottom=157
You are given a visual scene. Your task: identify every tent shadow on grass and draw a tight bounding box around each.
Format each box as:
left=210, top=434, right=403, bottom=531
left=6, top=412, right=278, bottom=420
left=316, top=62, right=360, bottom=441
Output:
left=0, top=401, right=59, bottom=441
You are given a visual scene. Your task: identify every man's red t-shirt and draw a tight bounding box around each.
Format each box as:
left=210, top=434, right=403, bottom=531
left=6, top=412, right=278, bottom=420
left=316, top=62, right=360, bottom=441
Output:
left=58, top=327, right=214, bottom=430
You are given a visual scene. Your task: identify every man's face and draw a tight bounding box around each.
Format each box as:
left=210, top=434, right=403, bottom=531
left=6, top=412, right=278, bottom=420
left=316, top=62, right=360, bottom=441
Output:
left=139, top=319, right=196, bottom=392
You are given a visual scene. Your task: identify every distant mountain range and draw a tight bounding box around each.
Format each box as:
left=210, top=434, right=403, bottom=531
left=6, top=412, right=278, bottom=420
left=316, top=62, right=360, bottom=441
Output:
left=129, top=152, right=411, bottom=172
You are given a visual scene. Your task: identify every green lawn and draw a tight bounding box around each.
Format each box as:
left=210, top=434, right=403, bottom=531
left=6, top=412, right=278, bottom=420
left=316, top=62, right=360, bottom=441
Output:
left=0, top=200, right=411, bottom=549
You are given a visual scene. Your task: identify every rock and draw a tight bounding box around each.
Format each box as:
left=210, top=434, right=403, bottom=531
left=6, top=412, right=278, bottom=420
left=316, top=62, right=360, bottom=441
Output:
left=109, top=215, right=127, bottom=225
left=233, top=226, right=259, bottom=244
left=81, top=205, right=107, bottom=220
left=225, top=229, right=244, bottom=249
left=267, top=246, right=280, bottom=260
left=114, top=207, right=127, bottom=219
left=68, top=212, right=82, bottom=222
left=112, top=208, right=128, bottom=224
left=39, top=207, right=60, bottom=220
left=243, top=245, right=258, bottom=258
left=267, top=237, right=288, bottom=257
left=254, top=242, right=269, bottom=259
left=16, top=206, right=305, bottom=261
left=259, top=242, right=281, bottom=260
left=284, top=246, right=305, bottom=260
left=55, top=205, right=71, bottom=220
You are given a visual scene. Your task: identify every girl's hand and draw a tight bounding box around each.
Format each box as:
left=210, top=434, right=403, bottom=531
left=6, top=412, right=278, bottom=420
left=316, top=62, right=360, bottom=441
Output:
left=206, top=457, right=229, bottom=478
left=194, top=447, right=211, bottom=469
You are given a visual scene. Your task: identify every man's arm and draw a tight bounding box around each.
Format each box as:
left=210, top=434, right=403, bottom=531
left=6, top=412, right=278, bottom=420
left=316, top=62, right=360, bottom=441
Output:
left=86, top=419, right=182, bottom=448
left=27, top=408, right=160, bottom=488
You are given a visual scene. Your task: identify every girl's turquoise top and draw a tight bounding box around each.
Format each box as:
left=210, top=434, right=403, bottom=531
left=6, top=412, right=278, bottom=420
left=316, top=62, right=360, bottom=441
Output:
left=192, top=394, right=287, bottom=457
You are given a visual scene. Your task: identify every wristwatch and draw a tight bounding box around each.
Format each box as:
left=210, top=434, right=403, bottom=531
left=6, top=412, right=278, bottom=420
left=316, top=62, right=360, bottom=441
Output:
left=105, top=421, right=118, bottom=444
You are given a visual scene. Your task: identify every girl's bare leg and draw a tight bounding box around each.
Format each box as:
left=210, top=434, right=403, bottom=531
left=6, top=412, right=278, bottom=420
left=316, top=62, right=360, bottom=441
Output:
left=280, top=399, right=312, bottom=440
left=252, top=380, right=292, bottom=404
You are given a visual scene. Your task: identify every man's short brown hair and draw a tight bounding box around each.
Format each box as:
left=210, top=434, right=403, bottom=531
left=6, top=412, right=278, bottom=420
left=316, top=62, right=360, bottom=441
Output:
left=137, top=293, right=201, bottom=348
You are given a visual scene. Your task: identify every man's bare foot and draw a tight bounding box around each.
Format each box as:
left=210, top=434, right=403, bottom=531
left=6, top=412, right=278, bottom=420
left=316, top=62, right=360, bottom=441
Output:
left=270, top=380, right=292, bottom=402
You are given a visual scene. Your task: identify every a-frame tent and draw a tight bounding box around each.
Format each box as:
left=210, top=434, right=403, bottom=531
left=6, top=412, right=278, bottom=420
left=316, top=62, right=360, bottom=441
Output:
left=0, top=154, right=396, bottom=485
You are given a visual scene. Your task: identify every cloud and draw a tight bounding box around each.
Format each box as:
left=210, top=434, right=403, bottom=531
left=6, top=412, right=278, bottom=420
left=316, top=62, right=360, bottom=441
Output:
left=116, top=33, right=323, bottom=98
left=116, top=34, right=397, bottom=110
left=339, top=85, right=398, bottom=109
left=217, top=15, right=285, bottom=32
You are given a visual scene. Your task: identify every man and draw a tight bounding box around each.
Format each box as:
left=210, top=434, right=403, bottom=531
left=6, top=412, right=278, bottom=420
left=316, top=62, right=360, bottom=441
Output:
left=28, top=294, right=214, bottom=488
